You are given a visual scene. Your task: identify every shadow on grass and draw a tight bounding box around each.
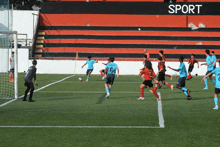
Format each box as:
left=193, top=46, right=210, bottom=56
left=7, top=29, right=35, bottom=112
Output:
left=96, top=94, right=106, bottom=104
left=163, top=96, right=213, bottom=101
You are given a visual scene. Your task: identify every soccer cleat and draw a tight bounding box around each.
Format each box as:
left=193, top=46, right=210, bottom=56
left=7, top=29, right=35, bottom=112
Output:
left=171, top=85, right=173, bottom=91
left=186, top=95, right=192, bottom=100
left=157, top=92, right=161, bottom=101
left=137, top=97, right=144, bottom=100
left=102, top=76, right=105, bottom=80
left=106, top=93, right=110, bottom=98
left=86, top=79, right=89, bottom=82
left=22, top=98, right=27, bottom=101
left=28, top=99, right=35, bottom=102
left=203, top=87, right=208, bottom=90
left=213, top=106, right=219, bottom=110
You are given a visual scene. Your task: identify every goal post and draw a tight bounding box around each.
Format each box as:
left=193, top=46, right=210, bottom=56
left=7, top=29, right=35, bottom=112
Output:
left=0, top=30, right=18, bottom=100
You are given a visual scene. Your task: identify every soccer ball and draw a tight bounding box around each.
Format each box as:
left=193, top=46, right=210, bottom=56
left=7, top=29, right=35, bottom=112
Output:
left=78, top=77, right=82, bottom=81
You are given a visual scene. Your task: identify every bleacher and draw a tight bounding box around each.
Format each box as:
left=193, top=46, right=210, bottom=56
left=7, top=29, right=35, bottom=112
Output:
left=32, top=0, right=220, bottom=60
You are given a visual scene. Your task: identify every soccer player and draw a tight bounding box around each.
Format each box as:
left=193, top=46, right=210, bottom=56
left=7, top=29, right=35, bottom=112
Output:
left=151, top=56, right=173, bottom=92
left=9, top=52, right=14, bottom=82
left=201, top=49, right=215, bottom=90
left=141, top=49, right=151, bottom=82
left=104, top=57, right=119, bottom=98
left=168, top=56, right=192, bottom=100
left=159, top=50, right=172, bottom=80
left=99, top=59, right=110, bottom=80
left=81, top=56, right=98, bottom=82
left=201, top=60, right=220, bottom=110
left=211, top=51, right=217, bottom=69
left=138, top=61, right=161, bottom=101
left=23, top=60, right=38, bottom=102
left=187, top=54, right=199, bottom=80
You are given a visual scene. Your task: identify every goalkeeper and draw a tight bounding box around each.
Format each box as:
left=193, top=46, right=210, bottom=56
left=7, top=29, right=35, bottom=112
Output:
left=23, top=60, right=38, bottom=102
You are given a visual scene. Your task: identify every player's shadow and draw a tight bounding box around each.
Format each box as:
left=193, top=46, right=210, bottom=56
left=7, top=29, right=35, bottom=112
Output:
left=162, top=96, right=213, bottom=101
left=96, top=94, right=106, bottom=104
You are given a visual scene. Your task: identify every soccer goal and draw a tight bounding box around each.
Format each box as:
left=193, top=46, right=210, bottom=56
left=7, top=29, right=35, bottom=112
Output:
left=0, top=30, right=18, bottom=101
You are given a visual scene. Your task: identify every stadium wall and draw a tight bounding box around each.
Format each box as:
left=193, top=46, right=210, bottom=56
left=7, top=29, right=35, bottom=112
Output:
left=28, top=59, right=207, bottom=76
left=16, top=49, right=207, bottom=76
left=13, top=10, right=38, bottom=39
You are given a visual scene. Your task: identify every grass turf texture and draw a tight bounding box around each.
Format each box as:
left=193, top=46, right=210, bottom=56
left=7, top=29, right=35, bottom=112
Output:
left=0, top=74, right=220, bottom=146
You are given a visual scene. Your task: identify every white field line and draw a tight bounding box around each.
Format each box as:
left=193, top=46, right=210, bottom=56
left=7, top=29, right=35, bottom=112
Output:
left=37, top=91, right=151, bottom=94
left=0, top=126, right=161, bottom=128
left=58, top=81, right=189, bottom=84
left=157, top=92, right=165, bottom=128
left=1, top=75, right=165, bottom=129
left=0, top=75, right=75, bottom=108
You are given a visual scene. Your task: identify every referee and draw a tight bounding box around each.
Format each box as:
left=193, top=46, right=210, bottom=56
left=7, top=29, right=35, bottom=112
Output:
left=23, top=60, right=38, bottom=102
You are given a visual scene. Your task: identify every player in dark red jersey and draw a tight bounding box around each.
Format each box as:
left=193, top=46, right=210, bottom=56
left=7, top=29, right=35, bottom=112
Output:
left=150, top=56, right=173, bottom=93
left=138, top=61, right=161, bottom=101
left=187, top=54, right=199, bottom=80
left=159, top=50, right=173, bottom=80
left=99, top=59, right=110, bottom=80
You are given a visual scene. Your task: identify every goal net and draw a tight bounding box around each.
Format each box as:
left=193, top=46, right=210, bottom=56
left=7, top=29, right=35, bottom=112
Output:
left=0, top=30, right=18, bottom=103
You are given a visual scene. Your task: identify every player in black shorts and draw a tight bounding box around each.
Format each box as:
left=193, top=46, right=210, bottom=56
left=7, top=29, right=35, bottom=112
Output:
left=23, top=60, right=38, bottom=102
left=187, top=54, right=199, bottom=80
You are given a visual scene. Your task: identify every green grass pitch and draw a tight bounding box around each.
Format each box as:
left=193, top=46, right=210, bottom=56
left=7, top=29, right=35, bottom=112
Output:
left=0, top=73, right=220, bottom=147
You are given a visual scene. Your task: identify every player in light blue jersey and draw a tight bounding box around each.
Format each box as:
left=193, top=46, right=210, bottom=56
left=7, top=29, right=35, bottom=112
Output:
left=104, top=57, right=119, bottom=98
left=9, top=52, right=14, bottom=82
left=211, top=51, right=217, bottom=69
left=168, top=56, right=192, bottom=100
left=201, top=60, right=220, bottom=110
left=81, top=56, right=98, bottom=82
left=201, top=49, right=215, bottom=90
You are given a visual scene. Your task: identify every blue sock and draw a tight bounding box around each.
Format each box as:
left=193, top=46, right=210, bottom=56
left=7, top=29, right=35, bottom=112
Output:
left=106, top=88, right=109, bottom=93
left=205, top=78, right=208, bottom=88
left=182, top=87, right=187, bottom=92
left=87, top=77, right=90, bottom=80
left=109, top=90, right=111, bottom=93
left=184, top=91, right=188, bottom=96
left=212, top=79, right=216, bottom=84
left=214, top=97, right=218, bottom=105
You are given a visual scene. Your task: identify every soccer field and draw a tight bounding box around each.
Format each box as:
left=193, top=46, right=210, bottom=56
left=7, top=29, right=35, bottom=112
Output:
left=0, top=73, right=220, bottom=147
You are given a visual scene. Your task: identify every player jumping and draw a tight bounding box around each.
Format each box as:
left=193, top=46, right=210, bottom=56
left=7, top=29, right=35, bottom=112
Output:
left=138, top=61, right=161, bottom=101
left=104, top=57, right=119, bottom=98
left=168, top=56, right=192, bottom=100
left=211, top=51, right=217, bottom=69
left=201, top=49, right=215, bottom=90
left=159, top=50, right=172, bottom=80
left=81, top=56, right=98, bottom=82
left=150, top=56, right=173, bottom=93
left=187, top=54, right=199, bottom=80
left=201, top=60, right=220, bottom=110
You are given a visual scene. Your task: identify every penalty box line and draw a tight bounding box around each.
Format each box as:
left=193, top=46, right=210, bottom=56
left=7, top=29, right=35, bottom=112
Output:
left=0, top=92, right=165, bottom=129
left=0, top=75, right=75, bottom=108
left=0, top=126, right=162, bottom=128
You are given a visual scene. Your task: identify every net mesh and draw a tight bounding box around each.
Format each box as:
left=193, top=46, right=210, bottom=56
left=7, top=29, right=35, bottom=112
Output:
left=0, top=33, right=14, bottom=100
left=0, top=0, right=15, bottom=102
